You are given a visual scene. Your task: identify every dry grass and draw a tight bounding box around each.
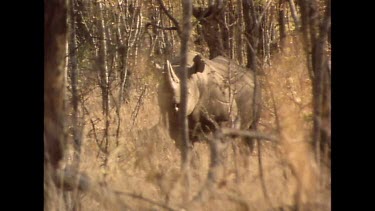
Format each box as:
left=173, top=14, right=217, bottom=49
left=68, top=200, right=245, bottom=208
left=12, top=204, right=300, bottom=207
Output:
left=45, top=36, right=331, bottom=211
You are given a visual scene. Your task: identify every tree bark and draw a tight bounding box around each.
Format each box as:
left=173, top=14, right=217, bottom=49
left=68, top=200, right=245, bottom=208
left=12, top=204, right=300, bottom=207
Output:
left=193, top=2, right=227, bottom=59
left=68, top=0, right=82, bottom=162
left=180, top=0, right=193, bottom=202
left=312, top=0, right=331, bottom=162
left=236, top=0, right=243, bottom=65
left=297, top=0, right=331, bottom=163
left=44, top=0, right=68, bottom=169
left=242, top=0, right=258, bottom=70
left=95, top=0, right=110, bottom=161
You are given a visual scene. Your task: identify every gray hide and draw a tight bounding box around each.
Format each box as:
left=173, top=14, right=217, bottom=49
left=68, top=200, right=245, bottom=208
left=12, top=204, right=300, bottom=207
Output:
left=166, top=51, right=257, bottom=134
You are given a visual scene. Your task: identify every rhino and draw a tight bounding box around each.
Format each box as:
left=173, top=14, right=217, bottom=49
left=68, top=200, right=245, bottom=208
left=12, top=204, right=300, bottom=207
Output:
left=159, top=51, right=260, bottom=144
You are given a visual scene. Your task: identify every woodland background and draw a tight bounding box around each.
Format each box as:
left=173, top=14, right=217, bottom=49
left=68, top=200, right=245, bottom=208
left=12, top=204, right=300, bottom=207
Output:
left=44, top=0, right=331, bottom=210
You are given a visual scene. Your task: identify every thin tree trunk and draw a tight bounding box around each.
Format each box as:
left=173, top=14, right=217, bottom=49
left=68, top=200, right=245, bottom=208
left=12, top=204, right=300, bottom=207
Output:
left=96, top=0, right=110, bottom=163
left=265, top=7, right=273, bottom=64
left=298, top=0, right=314, bottom=78
left=228, top=0, right=235, bottom=59
left=297, top=0, right=331, bottom=193
left=288, top=0, right=300, bottom=29
left=168, top=0, right=176, bottom=55
left=279, top=0, right=287, bottom=50
left=133, top=2, right=142, bottom=61
left=116, top=18, right=128, bottom=147
left=236, top=0, right=243, bottom=65
left=68, top=0, right=82, bottom=203
left=242, top=0, right=257, bottom=70
left=180, top=0, right=193, bottom=202
left=96, top=1, right=110, bottom=115
left=68, top=0, right=82, bottom=163
left=220, top=10, right=230, bottom=57
left=312, top=0, right=331, bottom=164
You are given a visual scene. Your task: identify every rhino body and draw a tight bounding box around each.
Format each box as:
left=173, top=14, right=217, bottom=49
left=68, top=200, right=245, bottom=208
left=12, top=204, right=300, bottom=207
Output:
left=159, top=51, right=260, bottom=142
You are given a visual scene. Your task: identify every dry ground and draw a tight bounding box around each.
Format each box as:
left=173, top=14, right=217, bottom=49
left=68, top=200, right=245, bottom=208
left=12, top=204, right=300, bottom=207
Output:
left=45, top=37, right=331, bottom=211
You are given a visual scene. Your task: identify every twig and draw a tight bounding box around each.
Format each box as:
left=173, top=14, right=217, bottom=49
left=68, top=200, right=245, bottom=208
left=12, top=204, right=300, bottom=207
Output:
left=82, top=104, right=107, bottom=155
left=130, top=86, right=147, bottom=131
left=256, top=0, right=273, bottom=27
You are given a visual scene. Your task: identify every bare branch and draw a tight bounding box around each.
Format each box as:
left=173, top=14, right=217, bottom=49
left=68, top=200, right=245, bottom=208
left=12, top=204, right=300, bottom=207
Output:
left=155, top=0, right=181, bottom=35
left=256, top=0, right=273, bottom=27
left=145, top=22, right=179, bottom=31
left=130, top=85, right=147, bottom=130
left=288, top=0, right=300, bottom=29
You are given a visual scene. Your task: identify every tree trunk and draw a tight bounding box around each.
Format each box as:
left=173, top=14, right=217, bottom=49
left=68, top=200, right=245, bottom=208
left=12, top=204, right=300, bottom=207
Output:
left=193, top=2, right=227, bottom=59
left=44, top=0, right=68, bottom=169
left=180, top=0, right=193, bottom=201
left=96, top=0, right=110, bottom=160
left=297, top=0, right=331, bottom=163
left=236, top=0, right=243, bottom=65
left=297, top=0, right=314, bottom=77
left=312, top=0, right=331, bottom=162
left=242, top=0, right=257, bottom=70
left=201, top=18, right=224, bottom=59
left=219, top=9, right=230, bottom=57
left=68, top=0, right=82, bottom=162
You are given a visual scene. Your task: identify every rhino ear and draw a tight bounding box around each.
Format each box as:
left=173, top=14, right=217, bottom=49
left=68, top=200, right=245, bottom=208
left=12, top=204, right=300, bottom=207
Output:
left=189, top=55, right=205, bottom=76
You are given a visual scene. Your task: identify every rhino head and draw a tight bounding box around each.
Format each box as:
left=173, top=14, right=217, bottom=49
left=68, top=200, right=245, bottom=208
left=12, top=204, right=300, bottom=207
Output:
left=166, top=53, right=206, bottom=116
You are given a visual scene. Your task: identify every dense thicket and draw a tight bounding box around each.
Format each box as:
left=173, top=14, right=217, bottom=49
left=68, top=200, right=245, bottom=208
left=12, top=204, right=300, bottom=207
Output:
left=45, top=0, right=331, bottom=210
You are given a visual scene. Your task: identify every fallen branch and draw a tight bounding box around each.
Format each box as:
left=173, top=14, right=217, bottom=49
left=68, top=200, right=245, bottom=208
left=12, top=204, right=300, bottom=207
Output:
left=114, top=191, right=177, bottom=211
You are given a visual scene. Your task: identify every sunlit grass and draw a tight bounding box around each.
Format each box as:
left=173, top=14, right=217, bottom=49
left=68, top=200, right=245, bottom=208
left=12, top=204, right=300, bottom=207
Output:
left=45, top=36, right=330, bottom=211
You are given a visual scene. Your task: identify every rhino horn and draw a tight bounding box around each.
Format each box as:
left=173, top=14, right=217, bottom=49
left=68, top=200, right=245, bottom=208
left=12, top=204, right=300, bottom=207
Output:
left=166, top=60, right=179, bottom=90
